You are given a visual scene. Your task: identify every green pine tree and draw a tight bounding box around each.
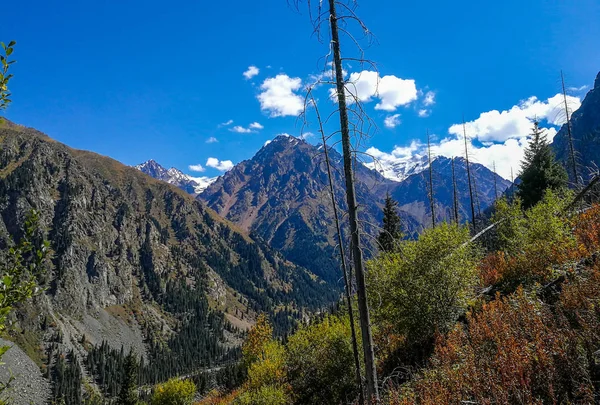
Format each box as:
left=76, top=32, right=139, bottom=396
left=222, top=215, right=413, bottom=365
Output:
left=377, top=193, right=402, bottom=253
left=117, top=351, right=138, bottom=405
left=517, top=121, right=567, bottom=208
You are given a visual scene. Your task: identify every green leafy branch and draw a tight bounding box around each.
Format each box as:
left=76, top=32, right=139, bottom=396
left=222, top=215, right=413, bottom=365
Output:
left=0, top=40, right=16, bottom=111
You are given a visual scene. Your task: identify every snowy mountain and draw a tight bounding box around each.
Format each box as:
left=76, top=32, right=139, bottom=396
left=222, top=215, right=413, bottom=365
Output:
left=135, top=159, right=216, bottom=194
left=365, top=154, right=430, bottom=182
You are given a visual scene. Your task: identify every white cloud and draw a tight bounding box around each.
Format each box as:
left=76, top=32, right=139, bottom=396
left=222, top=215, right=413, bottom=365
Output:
left=206, top=137, right=218, bottom=143
left=300, top=132, right=315, bottom=140
left=188, top=164, right=206, bottom=172
left=258, top=74, right=304, bottom=117
left=423, top=91, right=436, bottom=106
left=568, top=85, right=589, bottom=92
left=230, top=125, right=253, bottom=133
left=219, top=119, right=233, bottom=127
left=384, top=114, right=401, bottom=129
left=331, top=70, right=418, bottom=112
left=243, top=65, right=260, bottom=80
left=229, top=122, right=264, bottom=133
left=418, top=109, right=430, bottom=118
left=364, top=91, right=579, bottom=180
left=206, top=157, right=234, bottom=172
left=309, top=62, right=348, bottom=84
left=264, top=140, right=272, bottom=147
left=448, top=93, right=581, bottom=144
left=430, top=136, right=530, bottom=180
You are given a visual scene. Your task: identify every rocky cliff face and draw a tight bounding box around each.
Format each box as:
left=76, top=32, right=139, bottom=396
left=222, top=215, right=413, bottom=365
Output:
left=552, top=71, right=600, bottom=181
left=0, top=121, right=334, bottom=398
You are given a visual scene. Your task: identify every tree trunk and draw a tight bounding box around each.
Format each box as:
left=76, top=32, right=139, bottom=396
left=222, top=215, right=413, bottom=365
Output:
left=452, top=157, right=459, bottom=224
left=314, top=94, right=364, bottom=405
left=463, top=121, right=477, bottom=233
left=561, top=70, right=579, bottom=186
left=328, top=0, right=379, bottom=401
left=427, top=130, right=436, bottom=228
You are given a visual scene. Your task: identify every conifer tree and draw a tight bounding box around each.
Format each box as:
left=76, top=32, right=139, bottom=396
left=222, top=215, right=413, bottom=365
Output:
left=517, top=121, right=567, bottom=208
left=377, top=193, right=402, bottom=253
left=117, top=351, right=138, bottom=405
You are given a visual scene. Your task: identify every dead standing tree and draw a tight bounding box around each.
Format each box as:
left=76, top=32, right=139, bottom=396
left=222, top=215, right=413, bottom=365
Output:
left=561, top=70, right=580, bottom=187
left=452, top=157, right=459, bottom=223
left=302, top=89, right=364, bottom=405
left=427, top=130, right=436, bottom=228
left=463, top=120, right=477, bottom=233
left=329, top=2, right=379, bottom=400
left=291, top=0, right=380, bottom=401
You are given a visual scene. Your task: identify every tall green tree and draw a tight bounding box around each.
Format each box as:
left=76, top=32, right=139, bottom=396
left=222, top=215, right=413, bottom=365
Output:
left=517, top=121, right=567, bottom=208
left=117, top=351, right=138, bottom=405
left=377, top=193, right=402, bottom=253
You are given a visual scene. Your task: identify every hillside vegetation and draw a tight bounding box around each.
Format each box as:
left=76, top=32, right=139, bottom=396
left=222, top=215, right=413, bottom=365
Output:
left=198, top=188, right=600, bottom=404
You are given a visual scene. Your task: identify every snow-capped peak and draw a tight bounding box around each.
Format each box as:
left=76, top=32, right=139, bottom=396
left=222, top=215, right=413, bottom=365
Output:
left=364, top=154, right=430, bottom=182
left=135, top=159, right=217, bottom=194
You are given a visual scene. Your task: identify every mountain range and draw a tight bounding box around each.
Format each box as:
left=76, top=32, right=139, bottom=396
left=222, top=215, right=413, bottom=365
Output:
left=0, top=70, right=597, bottom=404
left=135, top=134, right=509, bottom=284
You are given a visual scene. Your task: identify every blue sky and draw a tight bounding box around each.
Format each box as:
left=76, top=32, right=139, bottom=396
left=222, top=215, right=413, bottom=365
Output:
left=2, top=0, right=599, bottom=180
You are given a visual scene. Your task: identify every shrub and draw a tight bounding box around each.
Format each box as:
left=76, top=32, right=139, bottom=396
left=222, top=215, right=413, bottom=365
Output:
left=233, top=385, right=288, bottom=405
left=490, top=191, right=577, bottom=289
left=241, top=314, right=273, bottom=366
left=390, top=272, right=600, bottom=405
left=367, top=223, right=480, bottom=346
left=150, top=378, right=196, bottom=405
left=286, top=315, right=359, bottom=404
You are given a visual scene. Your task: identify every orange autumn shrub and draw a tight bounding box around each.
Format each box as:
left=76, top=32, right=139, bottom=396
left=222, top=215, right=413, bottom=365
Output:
left=196, top=389, right=243, bottom=405
left=573, top=204, right=600, bottom=256
left=390, top=280, right=600, bottom=405
left=478, top=251, right=512, bottom=286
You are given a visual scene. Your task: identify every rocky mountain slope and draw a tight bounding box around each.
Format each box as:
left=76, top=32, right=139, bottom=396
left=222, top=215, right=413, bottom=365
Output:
left=135, top=159, right=216, bottom=194
left=0, top=121, right=335, bottom=401
left=391, top=156, right=511, bottom=226
left=198, top=135, right=508, bottom=282
left=552, top=71, right=600, bottom=181
left=200, top=135, right=404, bottom=284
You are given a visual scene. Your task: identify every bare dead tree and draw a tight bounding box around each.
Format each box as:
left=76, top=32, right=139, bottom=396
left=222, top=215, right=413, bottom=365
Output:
left=472, top=169, right=482, bottom=218
left=303, top=89, right=364, bottom=404
left=328, top=1, right=379, bottom=400
left=561, top=70, right=580, bottom=186
left=452, top=157, right=459, bottom=224
left=426, top=129, right=435, bottom=228
left=290, top=0, right=380, bottom=400
left=463, top=120, right=477, bottom=233
left=509, top=167, right=515, bottom=203
left=493, top=161, right=498, bottom=200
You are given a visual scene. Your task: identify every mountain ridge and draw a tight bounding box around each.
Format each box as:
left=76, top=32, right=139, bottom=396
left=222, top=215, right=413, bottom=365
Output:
left=552, top=71, right=600, bottom=181
left=135, top=159, right=217, bottom=194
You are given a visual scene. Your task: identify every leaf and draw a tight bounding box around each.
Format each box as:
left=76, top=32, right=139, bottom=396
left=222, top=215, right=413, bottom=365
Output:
left=2, top=276, right=11, bottom=288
